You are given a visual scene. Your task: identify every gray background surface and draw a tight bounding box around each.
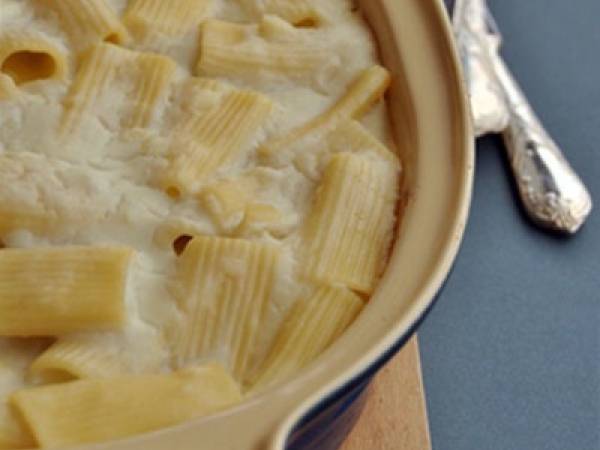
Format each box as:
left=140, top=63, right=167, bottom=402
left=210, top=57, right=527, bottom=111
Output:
left=420, top=1, right=600, bottom=449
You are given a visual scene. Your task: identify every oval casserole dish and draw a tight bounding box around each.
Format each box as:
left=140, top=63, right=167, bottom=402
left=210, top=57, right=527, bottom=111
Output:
left=67, top=0, right=473, bottom=449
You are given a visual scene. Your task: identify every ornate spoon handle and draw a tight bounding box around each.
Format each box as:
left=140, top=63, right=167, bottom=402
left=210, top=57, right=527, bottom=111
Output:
left=490, top=52, right=593, bottom=233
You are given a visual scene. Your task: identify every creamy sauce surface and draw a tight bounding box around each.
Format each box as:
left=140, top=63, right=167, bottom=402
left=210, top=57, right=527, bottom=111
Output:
left=0, top=0, right=393, bottom=399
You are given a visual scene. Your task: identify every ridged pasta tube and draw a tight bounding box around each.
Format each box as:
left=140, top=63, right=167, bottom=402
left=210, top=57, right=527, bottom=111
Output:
left=252, top=286, right=363, bottom=389
left=125, top=0, right=212, bottom=39
left=126, top=52, right=177, bottom=128
left=302, top=153, right=400, bottom=294
left=0, top=340, right=49, bottom=449
left=200, top=178, right=254, bottom=232
left=173, top=236, right=280, bottom=380
left=260, top=65, right=391, bottom=160
left=162, top=87, right=273, bottom=196
left=239, top=0, right=321, bottom=26
left=31, top=337, right=130, bottom=381
left=325, top=119, right=399, bottom=165
left=61, top=43, right=125, bottom=134
left=38, top=0, right=128, bottom=51
left=12, top=365, right=241, bottom=448
left=234, top=203, right=288, bottom=238
left=30, top=330, right=164, bottom=381
left=197, top=18, right=332, bottom=82
left=269, top=117, right=400, bottom=177
left=0, top=247, right=133, bottom=336
left=62, top=43, right=176, bottom=134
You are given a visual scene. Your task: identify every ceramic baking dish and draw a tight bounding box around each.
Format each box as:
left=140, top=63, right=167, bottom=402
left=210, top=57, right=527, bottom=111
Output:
left=77, top=0, right=473, bottom=449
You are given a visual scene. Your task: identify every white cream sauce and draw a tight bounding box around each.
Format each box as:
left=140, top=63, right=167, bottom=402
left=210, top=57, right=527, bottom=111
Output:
left=0, top=0, right=392, bottom=396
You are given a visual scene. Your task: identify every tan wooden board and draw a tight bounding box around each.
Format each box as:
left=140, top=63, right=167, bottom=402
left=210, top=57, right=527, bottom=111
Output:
left=341, top=336, right=432, bottom=450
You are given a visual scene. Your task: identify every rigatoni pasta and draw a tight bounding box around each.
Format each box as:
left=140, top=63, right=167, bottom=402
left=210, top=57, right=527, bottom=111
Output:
left=252, top=286, right=363, bottom=389
left=0, top=339, right=50, bottom=449
left=200, top=177, right=255, bottom=232
left=173, top=236, right=280, bottom=380
left=0, top=247, right=133, bottom=336
left=37, top=0, right=128, bottom=51
left=302, top=153, right=400, bottom=294
left=162, top=86, right=273, bottom=196
left=197, top=17, right=333, bottom=83
left=325, top=119, right=399, bottom=165
left=31, top=337, right=130, bottom=381
left=60, top=43, right=124, bottom=134
left=239, top=0, right=322, bottom=26
left=260, top=65, right=391, bottom=162
left=125, top=0, right=212, bottom=40
left=235, top=202, right=289, bottom=238
left=62, top=43, right=176, bottom=134
left=199, top=175, right=291, bottom=237
left=12, top=365, right=241, bottom=448
left=126, top=52, right=177, bottom=128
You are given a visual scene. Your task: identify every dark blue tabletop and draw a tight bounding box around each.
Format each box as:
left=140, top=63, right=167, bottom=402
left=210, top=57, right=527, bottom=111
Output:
left=419, top=1, right=600, bottom=449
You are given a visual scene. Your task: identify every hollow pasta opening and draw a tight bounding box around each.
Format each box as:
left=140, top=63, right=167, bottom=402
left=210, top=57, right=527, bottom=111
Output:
left=295, top=17, right=319, bottom=28
left=104, top=33, right=122, bottom=44
left=172, top=235, right=193, bottom=255
left=1, top=51, right=57, bottom=85
left=31, top=367, right=77, bottom=385
left=165, top=186, right=181, bottom=199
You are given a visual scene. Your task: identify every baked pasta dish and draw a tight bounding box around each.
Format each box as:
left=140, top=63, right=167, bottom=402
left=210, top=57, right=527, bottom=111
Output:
left=0, top=0, right=401, bottom=447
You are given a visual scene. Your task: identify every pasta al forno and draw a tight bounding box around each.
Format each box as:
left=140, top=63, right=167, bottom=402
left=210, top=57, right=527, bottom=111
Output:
left=0, top=0, right=402, bottom=447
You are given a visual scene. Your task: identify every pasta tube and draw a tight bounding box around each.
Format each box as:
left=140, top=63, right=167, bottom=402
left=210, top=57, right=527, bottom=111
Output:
left=239, top=0, right=321, bottom=26
left=62, top=43, right=176, bottom=134
left=162, top=88, right=273, bottom=196
left=197, top=18, right=331, bottom=81
left=260, top=65, right=391, bottom=159
left=200, top=178, right=253, bottom=232
left=31, top=336, right=129, bottom=381
left=125, top=0, right=212, bottom=39
left=302, top=153, right=399, bottom=294
left=38, top=0, right=128, bottom=51
left=12, top=365, right=241, bottom=448
left=0, top=339, right=51, bottom=449
left=325, top=119, right=399, bottom=165
left=0, top=247, right=133, bottom=336
left=173, top=236, right=279, bottom=380
left=252, top=286, right=363, bottom=389
left=126, top=52, right=177, bottom=128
